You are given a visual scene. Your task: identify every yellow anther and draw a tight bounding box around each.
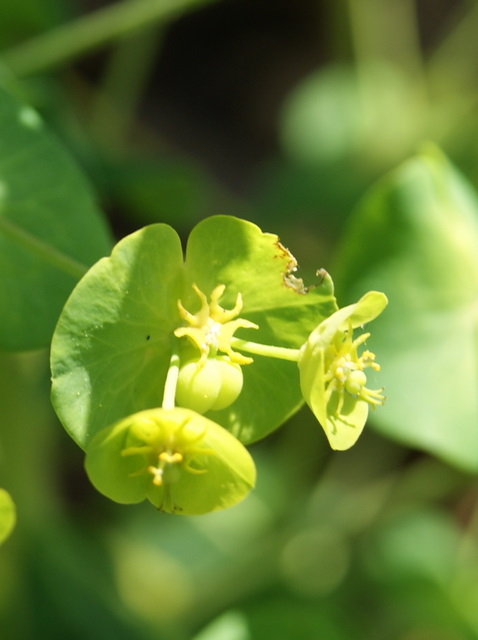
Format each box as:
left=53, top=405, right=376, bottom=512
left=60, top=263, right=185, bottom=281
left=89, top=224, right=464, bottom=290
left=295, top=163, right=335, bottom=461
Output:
left=148, top=465, right=164, bottom=486
left=159, top=451, right=183, bottom=464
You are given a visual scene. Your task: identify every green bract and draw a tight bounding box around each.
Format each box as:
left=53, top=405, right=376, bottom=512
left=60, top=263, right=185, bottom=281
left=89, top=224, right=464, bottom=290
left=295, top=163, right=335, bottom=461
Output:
left=0, top=86, right=112, bottom=351
left=298, top=291, right=388, bottom=450
left=51, top=216, right=337, bottom=448
left=0, top=488, right=15, bottom=544
left=84, top=407, right=256, bottom=515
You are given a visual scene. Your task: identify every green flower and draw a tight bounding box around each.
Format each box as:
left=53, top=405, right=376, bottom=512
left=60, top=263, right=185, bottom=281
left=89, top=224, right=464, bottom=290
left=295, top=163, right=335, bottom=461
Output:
left=298, top=291, right=388, bottom=450
left=174, top=283, right=258, bottom=366
left=173, top=283, right=256, bottom=413
left=85, top=407, right=256, bottom=515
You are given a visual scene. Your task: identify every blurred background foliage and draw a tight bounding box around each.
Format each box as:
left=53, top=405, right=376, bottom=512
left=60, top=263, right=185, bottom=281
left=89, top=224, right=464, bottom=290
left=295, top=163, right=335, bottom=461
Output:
left=1, top=0, right=478, bottom=638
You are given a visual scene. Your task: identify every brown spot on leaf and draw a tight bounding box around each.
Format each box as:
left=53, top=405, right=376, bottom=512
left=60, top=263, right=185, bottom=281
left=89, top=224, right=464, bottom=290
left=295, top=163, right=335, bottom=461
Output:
left=283, top=273, right=308, bottom=294
left=275, top=240, right=298, bottom=272
left=274, top=240, right=329, bottom=294
left=315, top=268, right=327, bottom=285
left=274, top=240, right=305, bottom=292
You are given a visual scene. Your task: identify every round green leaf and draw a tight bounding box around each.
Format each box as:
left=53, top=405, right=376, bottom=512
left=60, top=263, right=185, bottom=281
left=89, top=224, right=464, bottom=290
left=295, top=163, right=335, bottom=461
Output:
left=0, top=86, right=112, bottom=350
left=51, top=224, right=185, bottom=449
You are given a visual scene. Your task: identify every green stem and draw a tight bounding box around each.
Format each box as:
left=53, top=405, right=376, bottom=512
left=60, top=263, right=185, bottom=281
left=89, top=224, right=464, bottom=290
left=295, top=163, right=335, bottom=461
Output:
left=0, top=217, right=89, bottom=280
left=231, top=337, right=301, bottom=363
left=347, top=0, right=428, bottom=143
left=427, top=3, right=478, bottom=99
left=162, top=347, right=180, bottom=410
left=89, top=26, right=164, bottom=151
left=2, top=0, right=217, bottom=78
left=347, top=0, right=425, bottom=79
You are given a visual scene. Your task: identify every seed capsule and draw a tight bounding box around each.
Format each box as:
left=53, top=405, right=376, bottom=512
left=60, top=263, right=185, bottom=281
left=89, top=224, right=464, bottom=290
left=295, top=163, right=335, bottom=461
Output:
left=176, top=356, right=244, bottom=413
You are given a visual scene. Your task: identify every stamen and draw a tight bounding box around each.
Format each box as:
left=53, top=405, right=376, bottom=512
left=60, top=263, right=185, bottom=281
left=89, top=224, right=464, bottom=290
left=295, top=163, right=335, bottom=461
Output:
left=174, top=283, right=257, bottom=364
left=159, top=451, right=183, bottom=464
left=325, top=326, right=384, bottom=417
left=148, top=465, right=164, bottom=486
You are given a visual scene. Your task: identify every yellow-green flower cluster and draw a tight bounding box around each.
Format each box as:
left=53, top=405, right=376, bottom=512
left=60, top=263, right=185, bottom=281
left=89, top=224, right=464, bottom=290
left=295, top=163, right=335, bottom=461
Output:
left=85, top=284, right=387, bottom=516
left=298, top=291, right=388, bottom=450
left=85, top=408, right=255, bottom=515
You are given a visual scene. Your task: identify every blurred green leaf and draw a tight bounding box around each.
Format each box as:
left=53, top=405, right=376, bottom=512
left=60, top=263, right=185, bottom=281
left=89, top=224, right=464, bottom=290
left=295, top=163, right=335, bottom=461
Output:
left=194, top=596, right=353, bottom=640
left=334, top=146, right=478, bottom=470
left=192, top=610, right=251, bottom=640
left=280, top=62, right=423, bottom=169
left=0, top=0, right=66, bottom=49
left=0, top=488, right=15, bottom=544
left=25, top=523, right=152, bottom=640
left=244, top=595, right=351, bottom=640
left=2, top=0, right=220, bottom=78
left=366, top=508, right=460, bottom=585
left=363, top=508, right=477, bottom=638
left=0, top=86, right=112, bottom=350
